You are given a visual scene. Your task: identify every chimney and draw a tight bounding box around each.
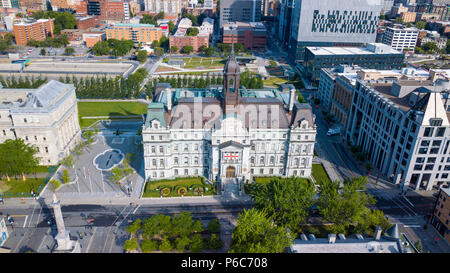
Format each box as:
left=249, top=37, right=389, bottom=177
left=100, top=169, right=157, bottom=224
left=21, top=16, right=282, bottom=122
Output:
left=338, top=233, right=346, bottom=240
left=374, top=226, right=382, bottom=240
left=166, top=88, right=172, bottom=112
left=328, top=234, right=336, bottom=244
left=300, top=234, right=308, bottom=241
left=288, top=87, right=296, bottom=113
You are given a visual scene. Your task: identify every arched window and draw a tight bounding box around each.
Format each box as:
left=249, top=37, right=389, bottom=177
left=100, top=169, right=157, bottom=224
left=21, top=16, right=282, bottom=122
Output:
left=250, top=156, right=255, bottom=164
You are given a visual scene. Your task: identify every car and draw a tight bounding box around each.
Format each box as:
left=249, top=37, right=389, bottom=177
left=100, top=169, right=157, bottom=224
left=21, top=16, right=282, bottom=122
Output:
left=326, top=128, right=340, bottom=136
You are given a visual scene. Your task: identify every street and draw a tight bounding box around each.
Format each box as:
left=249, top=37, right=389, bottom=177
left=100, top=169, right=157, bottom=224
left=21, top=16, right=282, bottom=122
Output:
left=0, top=202, right=250, bottom=253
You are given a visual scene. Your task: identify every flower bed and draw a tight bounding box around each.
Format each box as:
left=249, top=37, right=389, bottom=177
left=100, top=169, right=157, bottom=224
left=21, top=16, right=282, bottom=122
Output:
left=142, top=177, right=216, bottom=198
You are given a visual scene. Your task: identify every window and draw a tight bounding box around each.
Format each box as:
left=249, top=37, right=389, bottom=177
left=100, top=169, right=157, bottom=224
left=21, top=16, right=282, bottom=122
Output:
left=270, top=156, right=275, bottom=164
left=416, top=157, right=425, bottom=163
left=184, top=169, right=188, bottom=175
left=280, top=156, right=284, bottom=164
left=259, top=169, right=263, bottom=174
left=175, top=169, right=178, bottom=175
left=184, top=145, right=188, bottom=152
left=436, top=127, right=446, bottom=137
left=159, top=135, right=162, bottom=140
left=159, top=159, right=164, bottom=167
left=24, top=118, right=27, bottom=123
left=424, top=127, right=434, bottom=137
left=152, top=159, right=156, bottom=166
left=151, top=146, right=155, bottom=153
left=269, top=168, right=273, bottom=174
left=45, top=147, right=48, bottom=153
left=43, top=137, right=46, bottom=141
left=260, top=156, right=265, bottom=164
left=159, top=146, right=163, bottom=153
left=34, top=136, right=37, bottom=141
left=174, top=157, right=179, bottom=165
left=250, top=157, right=255, bottom=164
left=184, top=157, right=188, bottom=164
left=160, top=172, right=164, bottom=177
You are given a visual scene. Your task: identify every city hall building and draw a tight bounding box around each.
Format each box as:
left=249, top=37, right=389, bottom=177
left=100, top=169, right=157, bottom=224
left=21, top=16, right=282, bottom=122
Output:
left=142, top=54, right=317, bottom=183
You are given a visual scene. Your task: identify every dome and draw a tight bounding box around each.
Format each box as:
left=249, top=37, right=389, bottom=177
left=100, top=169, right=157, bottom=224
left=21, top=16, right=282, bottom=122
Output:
left=224, top=55, right=240, bottom=75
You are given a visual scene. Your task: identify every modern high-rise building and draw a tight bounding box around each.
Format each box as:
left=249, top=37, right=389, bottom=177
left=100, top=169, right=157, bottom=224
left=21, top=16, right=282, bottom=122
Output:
left=277, top=0, right=294, bottom=47
left=13, top=19, right=55, bottom=46
left=382, top=27, right=419, bottom=51
left=287, top=0, right=382, bottom=62
left=220, top=0, right=262, bottom=27
left=346, top=75, right=450, bottom=192
left=143, top=0, right=182, bottom=15
left=430, top=187, right=450, bottom=244
left=0, top=0, right=12, bottom=8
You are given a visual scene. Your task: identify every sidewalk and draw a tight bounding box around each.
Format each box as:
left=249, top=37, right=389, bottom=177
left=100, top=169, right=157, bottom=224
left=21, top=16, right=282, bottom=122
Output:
left=2, top=194, right=253, bottom=207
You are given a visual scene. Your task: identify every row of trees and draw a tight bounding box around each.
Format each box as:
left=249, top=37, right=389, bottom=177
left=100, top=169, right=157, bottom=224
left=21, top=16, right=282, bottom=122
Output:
left=230, top=176, right=391, bottom=252
left=124, top=212, right=223, bottom=253
left=0, top=75, right=48, bottom=89
left=91, top=39, right=134, bottom=56
left=27, top=34, right=69, bottom=48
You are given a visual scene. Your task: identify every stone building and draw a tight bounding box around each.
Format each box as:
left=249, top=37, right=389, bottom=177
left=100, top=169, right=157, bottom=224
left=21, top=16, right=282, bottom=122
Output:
left=142, top=53, right=317, bottom=186
left=0, top=81, right=81, bottom=165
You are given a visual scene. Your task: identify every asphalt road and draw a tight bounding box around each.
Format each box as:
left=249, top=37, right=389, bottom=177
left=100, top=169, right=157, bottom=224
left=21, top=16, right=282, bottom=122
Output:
left=0, top=203, right=250, bottom=253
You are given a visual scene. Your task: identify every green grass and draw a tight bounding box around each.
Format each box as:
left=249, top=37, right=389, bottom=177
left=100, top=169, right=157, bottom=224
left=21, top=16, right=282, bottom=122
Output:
left=77, top=101, right=148, bottom=118
left=79, top=117, right=143, bottom=129
left=162, top=71, right=220, bottom=75
left=263, top=76, right=289, bottom=87
left=0, top=178, right=47, bottom=198
left=142, top=177, right=215, bottom=198
left=181, top=57, right=225, bottom=69
left=312, top=163, right=331, bottom=184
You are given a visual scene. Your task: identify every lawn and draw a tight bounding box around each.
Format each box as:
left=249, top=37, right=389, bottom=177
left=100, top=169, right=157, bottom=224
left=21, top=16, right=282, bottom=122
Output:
left=77, top=101, right=148, bottom=117
left=0, top=178, right=48, bottom=198
left=142, top=177, right=215, bottom=198
left=182, top=57, right=225, bottom=69
left=312, top=163, right=331, bottom=184
left=263, top=76, right=289, bottom=87
left=79, top=117, right=143, bottom=129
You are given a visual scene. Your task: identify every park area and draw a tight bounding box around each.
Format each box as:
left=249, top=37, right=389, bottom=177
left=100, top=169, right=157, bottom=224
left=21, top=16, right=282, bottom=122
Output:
left=77, top=101, right=148, bottom=128
left=142, top=177, right=216, bottom=198
left=311, top=163, right=331, bottom=184
left=164, top=57, right=225, bottom=69
left=0, top=166, right=57, bottom=198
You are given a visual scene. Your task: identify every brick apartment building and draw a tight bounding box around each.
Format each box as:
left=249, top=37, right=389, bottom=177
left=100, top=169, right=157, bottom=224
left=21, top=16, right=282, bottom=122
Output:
left=222, top=22, right=267, bottom=49
left=75, top=0, right=88, bottom=15
left=430, top=188, right=450, bottom=244
left=13, top=19, right=55, bottom=46
left=76, top=15, right=100, bottom=29
left=99, top=0, right=129, bottom=21
left=169, top=28, right=209, bottom=52
left=49, top=0, right=76, bottom=10
left=83, top=31, right=105, bottom=47
left=106, top=23, right=162, bottom=44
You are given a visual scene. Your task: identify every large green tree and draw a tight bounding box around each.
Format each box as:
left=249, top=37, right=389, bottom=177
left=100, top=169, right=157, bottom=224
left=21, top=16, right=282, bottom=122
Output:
left=137, top=50, right=148, bottom=63
left=0, top=139, right=40, bottom=179
left=252, top=177, right=315, bottom=231
left=181, top=45, right=194, bottom=54
left=316, top=177, right=376, bottom=234
left=230, top=209, right=293, bottom=253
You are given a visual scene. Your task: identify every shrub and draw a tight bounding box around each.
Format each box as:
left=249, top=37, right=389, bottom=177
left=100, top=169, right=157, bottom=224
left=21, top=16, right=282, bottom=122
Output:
left=51, top=179, right=61, bottom=190
left=175, top=236, right=190, bottom=251
left=189, top=234, right=205, bottom=253
left=123, top=238, right=139, bottom=251
left=207, top=218, right=221, bottom=233
left=208, top=234, right=223, bottom=250
left=160, top=238, right=173, bottom=252
left=61, top=169, right=70, bottom=184
left=141, top=239, right=159, bottom=253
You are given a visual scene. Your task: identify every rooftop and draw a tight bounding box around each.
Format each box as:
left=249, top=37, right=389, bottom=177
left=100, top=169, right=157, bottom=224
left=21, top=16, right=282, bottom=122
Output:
left=307, top=43, right=401, bottom=56
left=290, top=238, right=401, bottom=253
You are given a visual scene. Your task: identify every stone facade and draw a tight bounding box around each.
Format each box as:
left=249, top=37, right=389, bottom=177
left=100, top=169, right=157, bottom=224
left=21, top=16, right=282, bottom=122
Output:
left=0, top=81, right=81, bottom=165
left=142, top=56, right=316, bottom=183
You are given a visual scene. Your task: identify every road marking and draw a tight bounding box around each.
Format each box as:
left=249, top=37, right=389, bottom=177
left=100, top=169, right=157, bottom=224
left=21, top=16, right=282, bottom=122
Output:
left=86, top=227, right=98, bottom=253
left=23, top=215, right=28, bottom=228
left=35, top=207, right=42, bottom=227
left=403, top=196, right=415, bottom=207
left=132, top=205, right=140, bottom=214
left=404, top=225, right=421, bottom=228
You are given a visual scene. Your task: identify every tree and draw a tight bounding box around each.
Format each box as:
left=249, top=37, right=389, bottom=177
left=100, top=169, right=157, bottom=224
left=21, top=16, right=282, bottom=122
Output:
left=446, top=40, right=450, bottom=54
left=414, top=239, right=423, bottom=252
left=422, top=42, right=439, bottom=54
left=190, top=233, right=205, bottom=253
left=406, top=22, right=412, bottom=28
left=40, top=48, right=46, bottom=55
left=230, top=209, right=293, bottom=253
left=394, top=17, right=403, bottom=24
left=168, top=21, right=175, bottom=34
left=61, top=169, right=70, bottom=184
left=123, top=238, right=139, bottom=251
left=252, top=177, right=315, bottom=231
left=205, top=46, right=216, bottom=57
left=92, top=41, right=111, bottom=56
left=151, top=40, right=159, bottom=49
left=154, top=47, right=164, bottom=57
left=181, top=45, right=194, bottom=54
left=415, top=21, right=426, bottom=30
left=156, top=11, right=165, bottom=20
left=208, top=234, right=223, bottom=250
left=140, top=14, right=157, bottom=25
left=175, top=236, right=190, bottom=251
left=170, top=46, right=179, bottom=53
left=199, top=45, right=208, bottom=53
left=64, top=47, right=75, bottom=55
left=137, top=50, right=148, bottom=63
left=234, top=42, right=244, bottom=53
left=126, top=218, right=142, bottom=235
left=141, top=239, right=159, bottom=253
left=207, top=218, right=221, bottom=233
left=159, top=237, right=173, bottom=252
left=415, top=46, right=425, bottom=54
left=317, top=177, right=376, bottom=234
left=170, top=211, right=203, bottom=238
left=187, top=27, right=199, bottom=36
left=0, top=139, right=39, bottom=180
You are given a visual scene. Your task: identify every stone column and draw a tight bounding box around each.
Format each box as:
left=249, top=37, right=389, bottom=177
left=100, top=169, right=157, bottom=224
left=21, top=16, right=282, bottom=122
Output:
left=51, top=194, right=72, bottom=251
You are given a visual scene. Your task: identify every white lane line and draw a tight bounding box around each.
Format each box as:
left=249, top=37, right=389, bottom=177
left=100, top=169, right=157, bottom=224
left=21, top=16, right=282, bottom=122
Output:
left=404, top=225, right=421, bottom=228
left=86, top=227, right=98, bottom=253
left=403, top=196, right=415, bottom=207
left=35, top=207, right=42, bottom=226
left=28, top=204, right=37, bottom=228
left=132, top=205, right=140, bottom=214
left=23, top=215, right=28, bottom=228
